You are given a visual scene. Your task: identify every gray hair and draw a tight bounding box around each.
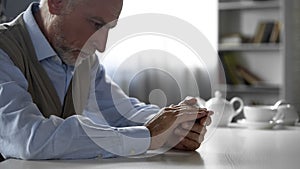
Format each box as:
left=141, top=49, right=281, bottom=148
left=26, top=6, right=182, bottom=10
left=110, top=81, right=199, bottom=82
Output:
left=40, top=0, right=84, bottom=12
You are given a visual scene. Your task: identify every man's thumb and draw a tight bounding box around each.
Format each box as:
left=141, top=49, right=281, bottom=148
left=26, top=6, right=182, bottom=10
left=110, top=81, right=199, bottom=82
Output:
left=182, top=96, right=197, bottom=106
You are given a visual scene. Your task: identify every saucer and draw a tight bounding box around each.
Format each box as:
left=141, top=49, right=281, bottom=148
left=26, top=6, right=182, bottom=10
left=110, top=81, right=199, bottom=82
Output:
left=237, top=119, right=276, bottom=129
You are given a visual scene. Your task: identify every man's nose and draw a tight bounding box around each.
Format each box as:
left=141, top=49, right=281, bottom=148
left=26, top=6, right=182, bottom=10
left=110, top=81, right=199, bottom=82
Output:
left=93, top=28, right=109, bottom=53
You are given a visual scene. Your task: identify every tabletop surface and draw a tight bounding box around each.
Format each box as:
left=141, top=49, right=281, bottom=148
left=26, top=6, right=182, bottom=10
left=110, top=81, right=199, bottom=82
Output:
left=1, top=124, right=300, bottom=169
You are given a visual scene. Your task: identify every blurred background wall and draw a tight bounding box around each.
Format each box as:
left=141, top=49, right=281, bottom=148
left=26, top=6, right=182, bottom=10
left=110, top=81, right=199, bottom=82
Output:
left=102, top=0, right=219, bottom=107
left=0, top=0, right=37, bottom=22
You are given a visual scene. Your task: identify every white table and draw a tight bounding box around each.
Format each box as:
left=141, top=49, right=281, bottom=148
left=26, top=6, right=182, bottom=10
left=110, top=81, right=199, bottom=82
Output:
left=1, top=125, right=300, bottom=169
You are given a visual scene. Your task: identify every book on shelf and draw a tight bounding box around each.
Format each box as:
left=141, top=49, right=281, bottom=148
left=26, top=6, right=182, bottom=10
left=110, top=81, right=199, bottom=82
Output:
left=220, top=33, right=243, bottom=45
left=269, top=21, right=281, bottom=43
left=220, top=53, right=263, bottom=86
left=261, top=22, right=274, bottom=43
left=253, top=22, right=266, bottom=43
left=220, top=33, right=253, bottom=46
left=220, top=53, right=243, bottom=85
left=236, top=65, right=262, bottom=86
left=252, top=20, right=281, bottom=44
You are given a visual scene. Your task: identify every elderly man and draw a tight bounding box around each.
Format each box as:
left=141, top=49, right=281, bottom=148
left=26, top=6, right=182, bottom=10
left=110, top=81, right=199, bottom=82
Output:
left=0, top=0, right=212, bottom=160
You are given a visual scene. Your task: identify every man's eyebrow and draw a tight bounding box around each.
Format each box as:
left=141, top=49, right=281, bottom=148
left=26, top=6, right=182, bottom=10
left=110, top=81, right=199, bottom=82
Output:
left=90, top=16, right=107, bottom=25
left=90, top=16, right=118, bottom=28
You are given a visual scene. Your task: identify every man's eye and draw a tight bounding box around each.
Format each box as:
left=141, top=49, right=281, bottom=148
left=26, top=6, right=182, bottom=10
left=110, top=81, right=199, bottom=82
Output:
left=93, top=21, right=104, bottom=30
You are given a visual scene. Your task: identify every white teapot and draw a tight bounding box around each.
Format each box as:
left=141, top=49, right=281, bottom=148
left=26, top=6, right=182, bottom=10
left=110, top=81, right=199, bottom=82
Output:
left=198, top=91, right=244, bottom=127
left=277, top=103, right=299, bottom=125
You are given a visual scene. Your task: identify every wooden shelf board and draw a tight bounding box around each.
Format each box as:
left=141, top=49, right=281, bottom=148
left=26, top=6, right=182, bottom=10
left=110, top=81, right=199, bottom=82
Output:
left=218, top=43, right=282, bottom=52
left=219, top=0, right=281, bottom=11
left=218, top=84, right=280, bottom=94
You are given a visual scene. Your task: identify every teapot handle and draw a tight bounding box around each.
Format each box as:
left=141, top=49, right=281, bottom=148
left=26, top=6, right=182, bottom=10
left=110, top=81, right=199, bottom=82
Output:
left=230, top=97, right=244, bottom=116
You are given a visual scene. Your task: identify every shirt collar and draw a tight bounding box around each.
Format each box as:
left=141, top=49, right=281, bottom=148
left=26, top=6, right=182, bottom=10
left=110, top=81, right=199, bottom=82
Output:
left=23, top=3, right=57, bottom=61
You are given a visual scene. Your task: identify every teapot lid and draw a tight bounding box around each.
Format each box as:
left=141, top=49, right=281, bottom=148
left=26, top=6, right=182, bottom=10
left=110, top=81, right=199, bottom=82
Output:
left=214, top=91, right=222, bottom=99
left=206, top=91, right=227, bottom=106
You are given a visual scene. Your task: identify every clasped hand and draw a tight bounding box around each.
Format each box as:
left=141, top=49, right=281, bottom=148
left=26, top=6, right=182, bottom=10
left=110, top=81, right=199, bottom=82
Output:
left=145, top=97, right=213, bottom=151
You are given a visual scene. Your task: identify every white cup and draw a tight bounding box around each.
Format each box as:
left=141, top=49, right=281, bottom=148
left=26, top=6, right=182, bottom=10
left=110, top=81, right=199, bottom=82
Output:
left=243, top=100, right=286, bottom=123
left=243, top=105, right=282, bottom=122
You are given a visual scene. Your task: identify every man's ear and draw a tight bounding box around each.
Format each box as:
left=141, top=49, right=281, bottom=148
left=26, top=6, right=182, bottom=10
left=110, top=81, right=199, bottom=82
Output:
left=48, top=0, right=67, bottom=15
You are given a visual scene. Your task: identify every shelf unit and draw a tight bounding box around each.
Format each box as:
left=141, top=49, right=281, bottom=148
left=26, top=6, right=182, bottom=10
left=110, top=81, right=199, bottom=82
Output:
left=217, top=0, right=284, bottom=106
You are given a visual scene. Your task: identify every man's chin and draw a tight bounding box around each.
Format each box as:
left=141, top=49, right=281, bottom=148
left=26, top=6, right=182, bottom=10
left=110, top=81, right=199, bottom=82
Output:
left=59, top=50, right=92, bottom=66
left=59, top=53, right=77, bottom=66
left=72, top=50, right=93, bottom=59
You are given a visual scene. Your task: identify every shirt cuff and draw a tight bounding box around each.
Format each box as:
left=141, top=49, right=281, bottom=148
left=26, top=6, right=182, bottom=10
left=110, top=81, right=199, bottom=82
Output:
left=118, top=126, right=151, bottom=156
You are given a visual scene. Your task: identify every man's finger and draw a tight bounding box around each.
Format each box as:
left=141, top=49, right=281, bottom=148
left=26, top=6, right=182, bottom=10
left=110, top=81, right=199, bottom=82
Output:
left=199, top=116, right=212, bottom=126
left=174, top=128, right=199, bottom=141
left=165, top=105, right=206, bottom=113
left=176, top=137, right=200, bottom=151
left=198, top=134, right=205, bottom=143
left=200, top=127, right=207, bottom=135
left=179, top=96, right=198, bottom=106
left=176, top=111, right=209, bottom=124
left=181, top=122, right=204, bottom=134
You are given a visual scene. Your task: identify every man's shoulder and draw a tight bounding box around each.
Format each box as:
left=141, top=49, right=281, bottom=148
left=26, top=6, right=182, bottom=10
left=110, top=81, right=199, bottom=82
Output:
left=0, top=23, right=10, bottom=34
left=0, top=15, right=27, bottom=50
left=0, top=14, right=25, bottom=34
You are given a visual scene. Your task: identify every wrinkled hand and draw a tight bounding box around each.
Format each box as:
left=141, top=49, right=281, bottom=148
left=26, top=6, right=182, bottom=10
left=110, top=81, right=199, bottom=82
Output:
left=145, top=97, right=213, bottom=150
left=170, top=97, right=213, bottom=151
left=169, top=115, right=212, bottom=151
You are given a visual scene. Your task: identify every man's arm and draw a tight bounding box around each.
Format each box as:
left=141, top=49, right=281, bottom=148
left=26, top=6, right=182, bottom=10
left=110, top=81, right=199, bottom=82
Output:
left=83, top=63, right=160, bottom=127
left=88, top=64, right=212, bottom=152
left=0, top=50, right=152, bottom=159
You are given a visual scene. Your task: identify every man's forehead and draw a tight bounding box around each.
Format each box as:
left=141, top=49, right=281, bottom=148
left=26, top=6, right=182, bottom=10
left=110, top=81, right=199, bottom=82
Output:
left=93, top=0, right=123, bottom=12
left=85, top=0, right=123, bottom=21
